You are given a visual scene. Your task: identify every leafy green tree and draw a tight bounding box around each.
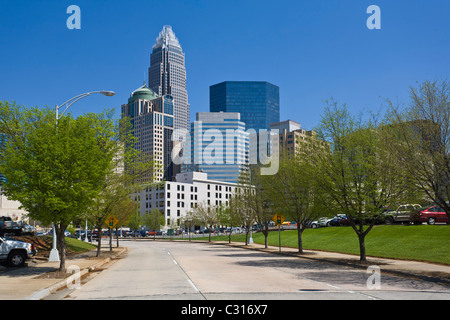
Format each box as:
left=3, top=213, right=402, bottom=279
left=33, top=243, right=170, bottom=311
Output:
left=112, top=194, right=139, bottom=246
left=229, top=188, right=254, bottom=245
left=312, top=101, right=410, bottom=261
left=217, top=199, right=241, bottom=243
left=261, top=147, right=328, bottom=253
left=387, top=80, right=450, bottom=222
left=143, top=208, right=165, bottom=240
left=0, top=102, right=117, bottom=271
left=128, top=211, right=142, bottom=237
left=87, top=116, right=156, bottom=256
left=244, top=166, right=273, bottom=249
left=190, top=201, right=218, bottom=242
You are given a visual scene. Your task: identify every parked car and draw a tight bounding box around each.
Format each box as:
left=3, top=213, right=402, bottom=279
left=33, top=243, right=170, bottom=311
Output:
left=329, top=215, right=350, bottom=226
left=309, top=217, right=333, bottom=228
left=384, top=204, right=422, bottom=224
left=418, top=206, right=449, bottom=225
left=318, top=217, right=333, bottom=227
left=0, top=236, right=36, bottom=267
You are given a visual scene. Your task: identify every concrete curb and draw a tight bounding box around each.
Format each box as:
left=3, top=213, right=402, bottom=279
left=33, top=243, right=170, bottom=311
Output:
left=25, top=247, right=127, bottom=300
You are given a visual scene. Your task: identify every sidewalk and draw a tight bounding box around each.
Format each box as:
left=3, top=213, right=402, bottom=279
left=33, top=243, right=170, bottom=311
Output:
left=0, top=246, right=127, bottom=300
left=219, top=240, right=450, bottom=285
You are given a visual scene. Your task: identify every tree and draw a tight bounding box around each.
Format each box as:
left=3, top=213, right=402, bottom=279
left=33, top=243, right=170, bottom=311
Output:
left=261, top=147, right=327, bottom=253
left=387, top=80, right=450, bottom=222
left=128, top=211, right=142, bottom=237
left=230, top=187, right=254, bottom=245
left=88, top=173, right=133, bottom=256
left=143, top=208, right=165, bottom=240
left=86, top=116, right=156, bottom=256
left=112, top=194, right=139, bottom=247
left=312, top=101, right=410, bottom=261
left=181, top=210, right=197, bottom=241
left=243, top=166, right=273, bottom=249
left=190, top=201, right=218, bottom=242
left=217, top=198, right=242, bottom=243
left=0, top=103, right=117, bottom=271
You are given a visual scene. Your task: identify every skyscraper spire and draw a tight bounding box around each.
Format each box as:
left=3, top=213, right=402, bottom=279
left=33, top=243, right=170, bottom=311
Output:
left=153, top=25, right=181, bottom=50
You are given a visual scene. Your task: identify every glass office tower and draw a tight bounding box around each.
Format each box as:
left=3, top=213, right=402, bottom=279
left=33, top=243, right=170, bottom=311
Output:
left=209, top=81, right=280, bottom=132
left=149, top=25, right=189, bottom=134
left=182, top=112, right=249, bottom=184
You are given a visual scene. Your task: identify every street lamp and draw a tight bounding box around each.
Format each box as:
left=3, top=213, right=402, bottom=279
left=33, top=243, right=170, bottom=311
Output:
left=48, top=90, right=115, bottom=263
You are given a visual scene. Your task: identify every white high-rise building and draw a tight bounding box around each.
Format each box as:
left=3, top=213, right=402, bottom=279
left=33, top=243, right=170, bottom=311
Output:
left=134, top=172, right=240, bottom=230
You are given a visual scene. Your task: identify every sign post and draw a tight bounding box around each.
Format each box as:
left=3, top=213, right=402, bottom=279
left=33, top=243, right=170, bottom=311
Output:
left=105, top=216, right=119, bottom=252
left=271, top=214, right=286, bottom=252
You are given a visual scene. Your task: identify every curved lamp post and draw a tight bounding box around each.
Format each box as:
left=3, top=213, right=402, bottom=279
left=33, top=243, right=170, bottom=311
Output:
left=48, top=90, right=115, bottom=262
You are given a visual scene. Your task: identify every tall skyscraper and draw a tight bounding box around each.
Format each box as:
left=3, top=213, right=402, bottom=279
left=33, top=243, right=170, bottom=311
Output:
left=149, top=25, right=189, bottom=134
left=121, top=83, right=174, bottom=183
left=209, top=81, right=280, bottom=132
left=182, top=112, right=249, bottom=184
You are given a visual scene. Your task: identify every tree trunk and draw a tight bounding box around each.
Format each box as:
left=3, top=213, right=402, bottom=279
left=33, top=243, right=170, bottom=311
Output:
left=56, top=223, right=67, bottom=272
left=96, top=227, right=103, bottom=257
left=263, top=230, right=268, bottom=248
left=358, top=234, right=366, bottom=261
left=297, top=224, right=304, bottom=254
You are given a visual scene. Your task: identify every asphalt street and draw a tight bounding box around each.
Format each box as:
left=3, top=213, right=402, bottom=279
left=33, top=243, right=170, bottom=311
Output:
left=58, top=240, right=450, bottom=300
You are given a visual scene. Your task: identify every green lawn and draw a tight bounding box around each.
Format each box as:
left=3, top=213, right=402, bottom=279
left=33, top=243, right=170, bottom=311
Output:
left=193, top=225, right=450, bottom=265
left=65, top=236, right=97, bottom=253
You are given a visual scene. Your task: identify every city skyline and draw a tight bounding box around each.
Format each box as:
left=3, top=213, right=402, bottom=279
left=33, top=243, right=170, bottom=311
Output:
left=1, top=1, right=450, bottom=131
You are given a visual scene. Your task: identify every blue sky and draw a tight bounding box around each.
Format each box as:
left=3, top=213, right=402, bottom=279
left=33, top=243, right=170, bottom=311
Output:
left=0, top=0, right=449, bottom=130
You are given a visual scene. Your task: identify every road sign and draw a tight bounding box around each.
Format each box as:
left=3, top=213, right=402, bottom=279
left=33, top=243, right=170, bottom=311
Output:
left=271, top=214, right=286, bottom=226
left=105, top=216, right=119, bottom=228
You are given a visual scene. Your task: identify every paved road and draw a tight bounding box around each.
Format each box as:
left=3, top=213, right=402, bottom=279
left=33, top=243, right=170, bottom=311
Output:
left=60, top=240, right=450, bottom=300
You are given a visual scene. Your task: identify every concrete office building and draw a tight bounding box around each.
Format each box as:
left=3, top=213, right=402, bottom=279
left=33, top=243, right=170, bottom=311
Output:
left=270, top=120, right=319, bottom=156
left=121, top=83, right=174, bottom=183
left=135, top=172, right=240, bottom=230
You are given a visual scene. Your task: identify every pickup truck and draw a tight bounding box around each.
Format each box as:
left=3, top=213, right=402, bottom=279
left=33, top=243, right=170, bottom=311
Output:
left=384, top=204, right=422, bottom=224
left=0, top=236, right=36, bottom=267
left=0, top=216, right=24, bottom=236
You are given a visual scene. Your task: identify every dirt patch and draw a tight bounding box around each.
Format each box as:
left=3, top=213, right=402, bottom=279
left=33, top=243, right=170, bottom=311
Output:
left=34, top=271, right=68, bottom=279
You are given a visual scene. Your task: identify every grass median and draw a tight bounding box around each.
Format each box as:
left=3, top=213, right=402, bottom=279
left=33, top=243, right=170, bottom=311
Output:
left=191, top=225, right=450, bottom=265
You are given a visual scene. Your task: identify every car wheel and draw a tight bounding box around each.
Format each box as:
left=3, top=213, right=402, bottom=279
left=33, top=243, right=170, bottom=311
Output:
left=311, top=224, right=317, bottom=229
left=427, top=217, right=436, bottom=225
left=7, top=251, right=26, bottom=267
left=384, top=217, right=393, bottom=225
